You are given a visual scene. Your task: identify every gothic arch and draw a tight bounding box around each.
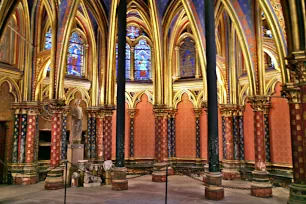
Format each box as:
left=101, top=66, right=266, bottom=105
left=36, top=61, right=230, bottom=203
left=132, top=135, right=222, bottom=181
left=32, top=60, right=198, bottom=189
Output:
left=0, top=77, right=21, bottom=102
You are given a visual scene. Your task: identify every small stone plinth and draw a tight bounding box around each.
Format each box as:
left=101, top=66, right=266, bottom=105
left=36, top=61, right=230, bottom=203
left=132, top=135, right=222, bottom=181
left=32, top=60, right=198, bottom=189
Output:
left=205, top=186, right=224, bottom=201
left=251, top=184, right=272, bottom=198
left=112, top=179, right=128, bottom=190
left=152, top=172, right=167, bottom=182
left=14, top=174, right=38, bottom=185
left=222, top=170, right=240, bottom=180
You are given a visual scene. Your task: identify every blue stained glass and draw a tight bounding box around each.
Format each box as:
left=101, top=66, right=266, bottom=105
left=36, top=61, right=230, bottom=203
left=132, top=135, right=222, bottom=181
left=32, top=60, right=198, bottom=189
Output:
left=127, top=26, right=140, bottom=39
left=44, top=28, right=52, bottom=50
left=116, top=43, right=131, bottom=79
left=67, top=32, right=84, bottom=77
left=135, top=39, right=151, bottom=80
left=180, top=37, right=196, bottom=78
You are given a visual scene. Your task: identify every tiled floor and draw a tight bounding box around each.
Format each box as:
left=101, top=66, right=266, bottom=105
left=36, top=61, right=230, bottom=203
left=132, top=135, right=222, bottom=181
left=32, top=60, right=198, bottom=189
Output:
left=0, top=175, right=289, bottom=204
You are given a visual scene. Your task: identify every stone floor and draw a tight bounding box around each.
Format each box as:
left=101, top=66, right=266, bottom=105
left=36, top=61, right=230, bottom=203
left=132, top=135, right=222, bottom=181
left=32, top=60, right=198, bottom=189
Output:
left=0, top=175, right=289, bottom=204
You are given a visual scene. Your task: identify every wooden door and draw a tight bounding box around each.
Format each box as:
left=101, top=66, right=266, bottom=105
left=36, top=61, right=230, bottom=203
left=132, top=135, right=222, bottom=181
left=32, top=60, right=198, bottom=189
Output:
left=0, top=122, right=6, bottom=184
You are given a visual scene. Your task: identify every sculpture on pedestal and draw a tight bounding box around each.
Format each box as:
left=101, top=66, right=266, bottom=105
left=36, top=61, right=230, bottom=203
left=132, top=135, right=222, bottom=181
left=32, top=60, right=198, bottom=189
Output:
left=70, top=99, right=83, bottom=144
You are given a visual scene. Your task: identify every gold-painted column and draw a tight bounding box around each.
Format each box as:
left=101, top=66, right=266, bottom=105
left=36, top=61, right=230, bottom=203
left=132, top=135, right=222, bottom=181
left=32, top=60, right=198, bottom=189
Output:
left=229, top=24, right=237, bottom=104
left=175, top=46, right=180, bottom=80
left=195, top=48, right=200, bottom=78
left=130, top=47, right=135, bottom=81
left=255, top=1, right=265, bottom=95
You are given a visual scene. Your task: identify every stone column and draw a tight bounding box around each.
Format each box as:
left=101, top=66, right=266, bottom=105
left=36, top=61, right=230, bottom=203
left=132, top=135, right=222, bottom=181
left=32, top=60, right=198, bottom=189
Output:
left=130, top=47, right=135, bottom=81
left=167, top=109, right=177, bottom=164
left=248, top=96, right=272, bottom=197
left=220, top=104, right=240, bottom=180
left=283, top=82, right=306, bottom=203
left=263, top=107, right=271, bottom=163
left=61, top=107, right=69, bottom=161
left=195, top=48, right=200, bottom=78
left=102, top=106, right=114, bottom=161
left=23, top=105, right=40, bottom=184
left=152, top=106, right=168, bottom=182
left=87, top=107, right=98, bottom=160
left=11, top=108, right=20, bottom=163
left=19, top=109, right=27, bottom=164
left=128, top=109, right=137, bottom=162
left=237, top=108, right=245, bottom=161
left=45, top=100, right=65, bottom=190
left=96, top=110, right=104, bottom=162
left=175, top=46, right=180, bottom=80
left=194, top=108, right=202, bottom=165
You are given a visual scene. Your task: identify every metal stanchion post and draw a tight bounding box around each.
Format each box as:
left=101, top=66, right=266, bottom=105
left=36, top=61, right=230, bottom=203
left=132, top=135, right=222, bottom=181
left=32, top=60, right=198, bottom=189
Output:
left=165, top=165, right=168, bottom=204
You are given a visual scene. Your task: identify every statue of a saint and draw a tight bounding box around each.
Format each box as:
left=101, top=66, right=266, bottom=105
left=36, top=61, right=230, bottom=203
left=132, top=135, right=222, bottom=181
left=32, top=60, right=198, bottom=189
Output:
left=70, top=99, right=83, bottom=143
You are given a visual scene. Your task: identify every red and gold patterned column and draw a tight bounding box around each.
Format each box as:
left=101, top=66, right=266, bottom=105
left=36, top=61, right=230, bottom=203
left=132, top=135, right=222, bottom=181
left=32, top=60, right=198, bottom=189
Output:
left=220, top=104, right=240, bottom=180
left=45, top=100, right=65, bottom=190
left=96, top=110, right=104, bottom=162
left=248, top=96, right=272, bottom=197
left=153, top=106, right=168, bottom=163
left=128, top=109, right=137, bottom=160
left=283, top=81, right=306, bottom=203
left=102, top=106, right=114, bottom=161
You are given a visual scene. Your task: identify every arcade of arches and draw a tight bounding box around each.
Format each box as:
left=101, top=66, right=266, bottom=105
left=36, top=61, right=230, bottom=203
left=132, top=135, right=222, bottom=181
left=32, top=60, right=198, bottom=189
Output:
left=0, top=0, right=305, bottom=203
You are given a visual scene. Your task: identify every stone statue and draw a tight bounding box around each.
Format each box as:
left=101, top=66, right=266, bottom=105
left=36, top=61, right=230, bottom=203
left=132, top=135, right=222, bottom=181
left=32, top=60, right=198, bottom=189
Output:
left=103, top=160, right=113, bottom=171
left=70, top=99, right=83, bottom=144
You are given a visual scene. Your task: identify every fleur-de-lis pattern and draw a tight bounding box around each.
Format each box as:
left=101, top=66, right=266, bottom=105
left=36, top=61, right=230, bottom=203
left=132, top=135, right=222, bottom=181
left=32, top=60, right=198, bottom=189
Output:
left=61, top=115, right=67, bottom=160
left=222, top=116, right=226, bottom=159
left=238, top=116, right=245, bottom=160
left=196, top=117, right=201, bottom=158
left=12, top=114, right=20, bottom=163
left=264, top=114, right=271, bottom=162
left=19, top=114, right=27, bottom=163
left=90, top=116, right=96, bottom=159
left=233, top=116, right=240, bottom=160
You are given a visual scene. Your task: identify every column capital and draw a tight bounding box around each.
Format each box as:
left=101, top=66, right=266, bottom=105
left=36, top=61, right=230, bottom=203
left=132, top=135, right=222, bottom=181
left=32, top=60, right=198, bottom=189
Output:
left=167, top=108, right=177, bottom=118
left=286, top=53, right=306, bottom=85
left=194, top=108, right=202, bottom=117
left=219, top=104, right=239, bottom=116
left=101, top=105, right=115, bottom=116
left=153, top=104, right=167, bottom=117
left=128, top=108, right=137, bottom=118
left=175, top=46, right=180, bottom=51
left=282, top=83, right=301, bottom=103
left=86, top=106, right=100, bottom=117
left=248, top=96, right=270, bottom=112
left=48, top=99, right=66, bottom=113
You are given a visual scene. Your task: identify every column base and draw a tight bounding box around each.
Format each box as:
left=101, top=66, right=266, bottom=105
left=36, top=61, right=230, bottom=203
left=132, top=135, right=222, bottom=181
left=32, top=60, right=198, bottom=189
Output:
left=112, top=167, right=128, bottom=191
left=152, top=162, right=167, bottom=182
left=288, top=183, right=306, bottom=204
left=222, top=169, right=240, bottom=180
left=251, top=170, right=272, bottom=198
left=204, top=172, right=224, bottom=201
left=44, top=168, right=64, bottom=190
left=14, top=174, right=38, bottom=185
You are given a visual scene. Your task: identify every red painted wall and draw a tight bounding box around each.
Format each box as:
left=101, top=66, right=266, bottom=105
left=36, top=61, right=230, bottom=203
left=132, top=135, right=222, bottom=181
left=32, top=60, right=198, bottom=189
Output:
left=270, top=83, right=292, bottom=164
left=111, top=103, right=130, bottom=159
left=200, top=109, right=207, bottom=160
left=134, top=94, right=155, bottom=158
left=244, top=102, right=255, bottom=161
left=176, top=93, right=196, bottom=158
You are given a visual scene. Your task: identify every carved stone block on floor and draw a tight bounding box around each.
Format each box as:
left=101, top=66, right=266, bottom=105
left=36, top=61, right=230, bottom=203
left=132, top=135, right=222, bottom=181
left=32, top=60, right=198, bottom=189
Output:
left=251, top=184, right=273, bottom=198
left=112, top=167, right=128, bottom=190
left=112, top=179, right=128, bottom=190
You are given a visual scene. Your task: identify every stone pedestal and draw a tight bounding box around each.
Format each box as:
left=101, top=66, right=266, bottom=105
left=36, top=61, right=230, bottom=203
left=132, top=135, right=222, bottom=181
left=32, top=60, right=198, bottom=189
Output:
left=204, top=172, right=224, bottom=201
left=67, top=144, right=84, bottom=166
left=105, top=170, right=112, bottom=185
left=288, top=184, right=306, bottom=204
left=152, top=162, right=167, bottom=182
left=14, top=164, right=38, bottom=185
left=250, top=170, right=272, bottom=198
left=44, top=167, right=64, bottom=190
left=222, top=169, right=240, bottom=180
left=112, top=167, right=128, bottom=191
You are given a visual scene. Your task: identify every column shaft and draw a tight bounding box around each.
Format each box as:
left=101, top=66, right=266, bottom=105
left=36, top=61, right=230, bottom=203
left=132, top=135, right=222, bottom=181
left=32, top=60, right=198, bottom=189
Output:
left=12, top=112, right=20, bottom=163
left=19, top=112, right=27, bottom=163
left=103, top=108, right=114, bottom=161
left=61, top=111, right=68, bottom=160
left=50, top=112, right=62, bottom=168
left=154, top=108, right=168, bottom=162
left=25, top=112, right=38, bottom=163
left=96, top=112, right=103, bottom=161
left=128, top=109, right=136, bottom=158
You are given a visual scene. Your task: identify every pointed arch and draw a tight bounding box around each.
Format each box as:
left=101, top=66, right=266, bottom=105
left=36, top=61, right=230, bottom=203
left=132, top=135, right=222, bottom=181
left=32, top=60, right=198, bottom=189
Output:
left=0, top=77, right=21, bottom=102
left=173, top=89, right=197, bottom=109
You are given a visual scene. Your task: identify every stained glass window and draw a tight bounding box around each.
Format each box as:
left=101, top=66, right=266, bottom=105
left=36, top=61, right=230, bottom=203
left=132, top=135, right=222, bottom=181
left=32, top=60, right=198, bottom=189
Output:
left=116, top=43, right=131, bottom=79
left=180, top=37, right=196, bottom=78
left=127, top=26, right=140, bottom=39
left=135, top=39, right=151, bottom=80
left=67, top=32, right=84, bottom=77
left=44, top=28, right=52, bottom=50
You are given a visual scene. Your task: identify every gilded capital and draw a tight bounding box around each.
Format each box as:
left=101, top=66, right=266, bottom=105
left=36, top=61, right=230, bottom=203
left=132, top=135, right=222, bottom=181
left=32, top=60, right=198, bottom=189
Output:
left=153, top=104, right=167, bottom=117
left=282, top=83, right=301, bottom=103
left=128, top=108, right=137, bottom=118
left=286, top=55, right=306, bottom=84
left=219, top=104, right=239, bottom=117
left=194, top=108, right=202, bottom=117
left=167, top=109, right=177, bottom=118
left=248, top=96, right=270, bottom=112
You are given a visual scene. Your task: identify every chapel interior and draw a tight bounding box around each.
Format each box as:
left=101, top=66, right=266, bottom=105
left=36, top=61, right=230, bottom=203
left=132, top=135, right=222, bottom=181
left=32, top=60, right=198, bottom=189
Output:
left=0, top=0, right=305, bottom=203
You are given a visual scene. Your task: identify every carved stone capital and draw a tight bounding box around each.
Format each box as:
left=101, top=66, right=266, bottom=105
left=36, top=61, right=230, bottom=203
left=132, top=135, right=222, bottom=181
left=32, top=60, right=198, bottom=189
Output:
left=219, top=104, right=239, bottom=117
left=248, top=96, right=270, bottom=112
left=281, top=83, right=301, bottom=103
left=128, top=108, right=137, bottom=118
left=48, top=99, right=66, bottom=113
left=86, top=106, right=100, bottom=117
left=286, top=53, right=306, bottom=84
left=153, top=105, right=167, bottom=117
left=193, top=108, right=202, bottom=117
left=101, top=105, right=115, bottom=116
left=167, top=109, right=177, bottom=118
